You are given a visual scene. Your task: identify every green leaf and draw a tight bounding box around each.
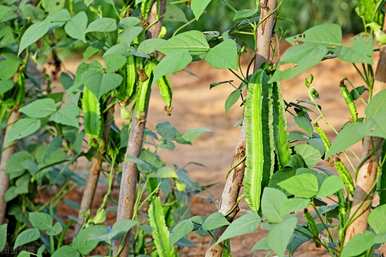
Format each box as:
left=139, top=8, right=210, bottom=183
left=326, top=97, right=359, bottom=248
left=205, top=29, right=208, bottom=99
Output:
left=191, top=0, right=212, bottom=20
left=104, top=53, right=127, bottom=73
left=18, top=21, right=50, bottom=55
left=271, top=44, right=328, bottom=82
left=29, top=212, right=53, bottom=231
left=4, top=118, right=41, bottom=146
left=294, top=144, right=321, bottom=167
left=217, top=212, right=260, bottom=242
left=368, top=204, right=386, bottom=234
left=84, top=71, right=123, bottom=99
left=202, top=212, right=229, bottom=231
left=164, top=4, right=187, bottom=22
left=287, top=23, right=342, bottom=46
left=161, top=31, right=209, bottom=54
left=148, top=197, right=176, bottom=257
left=341, top=232, right=375, bottom=257
left=317, top=176, right=344, bottom=197
left=138, top=38, right=167, bottom=54
left=233, top=8, right=258, bottom=20
left=118, top=26, right=143, bottom=46
left=153, top=50, right=192, bottom=81
left=181, top=128, right=210, bottom=143
left=337, top=34, right=373, bottom=64
left=14, top=228, right=40, bottom=249
left=278, top=173, right=319, bottom=198
left=52, top=246, right=80, bottom=257
left=49, top=103, right=80, bottom=128
left=98, top=219, right=137, bottom=241
left=5, top=151, right=35, bottom=179
left=267, top=216, right=297, bottom=257
left=205, top=39, right=238, bottom=69
left=0, top=224, right=7, bottom=252
left=46, top=223, right=63, bottom=236
left=294, top=114, right=313, bottom=136
left=86, top=17, right=116, bottom=33
left=64, top=11, right=88, bottom=42
left=42, top=0, right=65, bottom=13
left=20, top=98, right=57, bottom=118
left=328, top=122, right=368, bottom=156
left=0, top=53, right=20, bottom=80
left=225, top=89, right=241, bottom=112
left=261, top=187, right=288, bottom=223
left=72, top=225, right=107, bottom=255
left=82, top=87, right=101, bottom=138
left=0, top=79, right=13, bottom=94
left=170, top=219, right=194, bottom=244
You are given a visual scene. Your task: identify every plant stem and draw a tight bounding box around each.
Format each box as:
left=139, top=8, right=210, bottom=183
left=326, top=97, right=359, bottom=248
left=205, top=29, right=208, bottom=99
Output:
left=0, top=110, right=20, bottom=224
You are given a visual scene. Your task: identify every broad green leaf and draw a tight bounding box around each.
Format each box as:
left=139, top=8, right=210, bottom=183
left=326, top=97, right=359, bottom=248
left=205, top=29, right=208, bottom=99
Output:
left=205, top=39, right=238, bottom=69
left=317, top=176, right=344, bottom=197
left=0, top=5, right=17, bottom=23
left=16, top=251, right=30, bottom=257
left=5, top=151, right=35, bottom=179
left=271, top=44, right=328, bottom=82
left=49, top=103, right=80, bottom=128
left=202, top=212, right=229, bottom=231
left=191, top=0, right=212, bottom=20
left=170, top=219, right=194, bottom=244
left=82, top=87, right=101, bottom=138
left=294, top=113, right=313, bottom=136
left=337, top=34, right=373, bottom=64
left=149, top=166, right=177, bottom=178
left=138, top=38, right=167, bottom=54
left=119, top=16, right=141, bottom=28
left=29, top=212, right=53, bottom=231
left=278, top=173, right=319, bottom=198
left=161, top=31, right=209, bottom=54
left=14, top=228, right=40, bottom=249
left=104, top=219, right=137, bottom=241
left=0, top=79, right=13, bottom=94
left=64, top=11, right=87, bottom=42
left=0, top=53, right=20, bottom=80
left=233, top=8, right=258, bottom=20
left=0, top=224, right=6, bottom=252
left=72, top=225, right=107, bottom=255
left=84, top=71, right=123, bottom=99
left=20, top=98, right=57, bottom=118
left=153, top=50, right=192, bottom=81
left=181, top=128, right=210, bottom=143
left=294, top=144, right=321, bottom=167
left=164, top=4, right=187, bottom=22
left=46, top=223, right=63, bottom=236
left=86, top=17, right=116, bottom=33
left=4, top=118, right=41, bottom=146
left=283, top=198, right=310, bottom=213
left=368, top=204, right=386, bottom=234
left=104, top=53, right=127, bottom=73
left=267, top=216, right=297, bottom=257
left=287, top=23, right=342, bottom=46
left=225, top=89, right=241, bottom=112
left=366, top=89, right=386, bottom=121
left=341, top=232, right=375, bottom=257
left=42, top=0, right=65, bottom=13
left=18, top=21, right=50, bottom=55
left=52, top=246, right=80, bottom=257
left=217, top=212, right=260, bottom=242
left=118, top=26, right=143, bottom=46
left=328, top=122, right=368, bottom=156
left=148, top=197, right=176, bottom=257
left=261, top=187, right=288, bottom=223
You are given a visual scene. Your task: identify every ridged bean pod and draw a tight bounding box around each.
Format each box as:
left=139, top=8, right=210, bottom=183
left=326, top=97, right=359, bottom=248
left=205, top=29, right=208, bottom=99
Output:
left=339, top=82, right=358, bottom=122
left=157, top=76, right=172, bottom=115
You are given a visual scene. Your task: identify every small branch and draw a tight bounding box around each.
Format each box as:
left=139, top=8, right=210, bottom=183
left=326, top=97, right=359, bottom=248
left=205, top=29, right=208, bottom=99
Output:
left=0, top=110, right=20, bottom=224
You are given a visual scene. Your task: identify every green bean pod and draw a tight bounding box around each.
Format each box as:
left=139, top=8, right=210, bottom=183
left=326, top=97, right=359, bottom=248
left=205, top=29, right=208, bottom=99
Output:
left=339, top=82, right=358, bottom=122
left=141, top=0, right=154, bottom=20
left=135, top=62, right=156, bottom=118
left=157, top=76, right=173, bottom=115
left=125, top=55, right=137, bottom=100
left=304, top=209, right=319, bottom=238
left=314, top=123, right=331, bottom=152
left=337, top=190, right=347, bottom=242
left=334, top=158, right=354, bottom=194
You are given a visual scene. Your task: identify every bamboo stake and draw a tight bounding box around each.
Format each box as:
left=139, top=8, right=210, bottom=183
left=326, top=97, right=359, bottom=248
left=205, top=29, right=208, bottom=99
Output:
left=115, top=1, right=166, bottom=256
left=0, top=110, right=20, bottom=224
left=205, top=1, right=277, bottom=256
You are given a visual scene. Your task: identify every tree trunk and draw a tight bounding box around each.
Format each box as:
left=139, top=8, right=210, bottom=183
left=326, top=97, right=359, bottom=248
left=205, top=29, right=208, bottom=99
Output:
left=115, top=2, right=166, bottom=256
left=0, top=110, right=20, bottom=224
left=205, top=1, right=277, bottom=256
